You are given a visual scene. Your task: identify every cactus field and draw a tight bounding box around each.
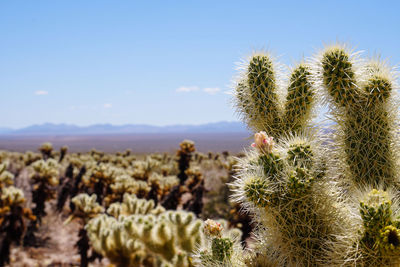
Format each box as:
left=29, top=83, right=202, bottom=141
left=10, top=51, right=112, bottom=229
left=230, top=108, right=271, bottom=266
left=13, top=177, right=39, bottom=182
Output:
left=2, top=44, right=400, bottom=267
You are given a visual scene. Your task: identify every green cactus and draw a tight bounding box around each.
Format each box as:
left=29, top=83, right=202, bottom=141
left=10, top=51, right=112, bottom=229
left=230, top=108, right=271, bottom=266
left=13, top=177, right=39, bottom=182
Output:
left=0, top=186, right=35, bottom=266
left=39, top=142, right=53, bottom=160
left=0, top=163, right=14, bottom=188
left=66, top=193, right=105, bottom=267
left=194, top=219, right=244, bottom=267
left=235, top=53, right=315, bottom=137
left=86, top=195, right=203, bottom=267
left=30, top=159, right=60, bottom=219
left=315, top=45, right=398, bottom=188
left=107, top=193, right=165, bottom=218
left=209, top=45, right=400, bottom=266
left=69, top=193, right=104, bottom=223
left=341, top=188, right=400, bottom=266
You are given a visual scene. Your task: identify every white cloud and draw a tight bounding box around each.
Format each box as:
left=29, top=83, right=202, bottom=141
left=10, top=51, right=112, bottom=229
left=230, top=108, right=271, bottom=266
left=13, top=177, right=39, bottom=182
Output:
left=203, top=87, right=220, bottom=95
left=35, top=90, right=48, bottom=95
left=176, top=86, right=199, bottom=93
left=103, top=103, right=112, bottom=108
left=223, top=90, right=233, bottom=95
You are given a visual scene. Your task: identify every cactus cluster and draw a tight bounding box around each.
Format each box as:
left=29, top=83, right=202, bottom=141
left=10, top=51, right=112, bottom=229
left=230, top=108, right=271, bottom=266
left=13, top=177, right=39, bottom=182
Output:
left=30, top=159, right=60, bottom=219
left=0, top=137, right=240, bottom=266
left=86, top=195, right=203, bottom=267
left=196, top=44, right=400, bottom=266
left=0, top=163, right=35, bottom=266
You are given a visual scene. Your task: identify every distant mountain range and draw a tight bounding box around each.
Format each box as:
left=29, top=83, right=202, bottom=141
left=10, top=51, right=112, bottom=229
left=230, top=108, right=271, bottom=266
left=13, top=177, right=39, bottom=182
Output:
left=0, top=121, right=250, bottom=136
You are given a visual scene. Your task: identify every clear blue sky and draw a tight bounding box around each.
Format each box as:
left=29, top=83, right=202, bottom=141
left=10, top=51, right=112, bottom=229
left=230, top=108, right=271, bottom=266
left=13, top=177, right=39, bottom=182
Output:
left=1, top=1, right=399, bottom=128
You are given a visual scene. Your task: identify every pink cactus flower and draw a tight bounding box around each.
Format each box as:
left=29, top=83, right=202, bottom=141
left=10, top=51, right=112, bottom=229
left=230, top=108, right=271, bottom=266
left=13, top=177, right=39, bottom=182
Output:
left=203, top=219, right=223, bottom=237
left=251, top=131, right=274, bottom=153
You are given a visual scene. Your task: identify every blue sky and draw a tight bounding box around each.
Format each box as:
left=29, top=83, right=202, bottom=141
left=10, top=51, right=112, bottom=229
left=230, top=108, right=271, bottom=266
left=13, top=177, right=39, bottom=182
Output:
left=1, top=1, right=399, bottom=128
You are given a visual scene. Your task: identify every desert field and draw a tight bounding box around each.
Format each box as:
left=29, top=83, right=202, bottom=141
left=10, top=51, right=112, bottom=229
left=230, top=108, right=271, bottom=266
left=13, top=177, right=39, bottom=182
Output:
left=0, top=133, right=251, bottom=154
left=0, top=140, right=252, bottom=266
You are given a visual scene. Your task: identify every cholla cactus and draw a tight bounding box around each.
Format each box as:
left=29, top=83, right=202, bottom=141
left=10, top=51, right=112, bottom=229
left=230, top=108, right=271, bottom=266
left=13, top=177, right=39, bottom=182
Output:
left=39, top=142, right=53, bottom=160
left=312, top=44, right=399, bottom=188
left=0, top=186, right=35, bottom=266
left=214, top=45, right=400, bottom=266
left=232, top=131, right=347, bottom=266
left=105, top=174, right=149, bottom=205
left=69, top=193, right=104, bottom=223
left=84, top=163, right=120, bottom=204
left=162, top=140, right=201, bottom=210
left=59, top=145, right=68, bottom=163
left=345, top=188, right=400, bottom=266
left=86, top=207, right=203, bottom=267
left=235, top=52, right=314, bottom=137
left=30, top=159, right=60, bottom=219
left=107, top=193, right=165, bottom=218
left=177, top=140, right=196, bottom=184
left=0, top=163, right=14, bottom=188
left=66, top=194, right=104, bottom=267
left=194, top=219, right=245, bottom=267
left=24, top=158, right=60, bottom=247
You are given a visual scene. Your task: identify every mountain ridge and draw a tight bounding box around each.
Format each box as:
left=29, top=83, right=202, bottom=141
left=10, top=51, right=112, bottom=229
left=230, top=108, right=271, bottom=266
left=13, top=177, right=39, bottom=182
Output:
left=0, top=121, right=249, bottom=136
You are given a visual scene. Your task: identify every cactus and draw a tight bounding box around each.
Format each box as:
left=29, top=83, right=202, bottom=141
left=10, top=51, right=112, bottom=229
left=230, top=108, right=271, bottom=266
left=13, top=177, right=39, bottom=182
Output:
left=177, top=140, right=196, bottom=185
left=107, top=193, right=165, bottom=218
left=200, top=45, right=400, bottom=266
left=66, top=193, right=104, bottom=267
left=0, top=163, right=14, bottom=189
left=0, top=186, right=35, bottom=266
left=59, top=145, right=68, bottom=163
left=23, top=158, right=60, bottom=247
left=194, top=219, right=244, bottom=267
left=105, top=174, right=150, bottom=205
left=162, top=140, right=202, bottom=211
left=312, top=44, right=399, bottom=188
left=235, top=53, right=314, bottom=137
left=86, top=201, right=203, bottom=267
left=83, top=163, right=120, bottom=205
left=39, top=142, right=53, bottom=160
left=29, top=159, right=60, bottom=220
left=231, top=131, right=348, bottom=266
